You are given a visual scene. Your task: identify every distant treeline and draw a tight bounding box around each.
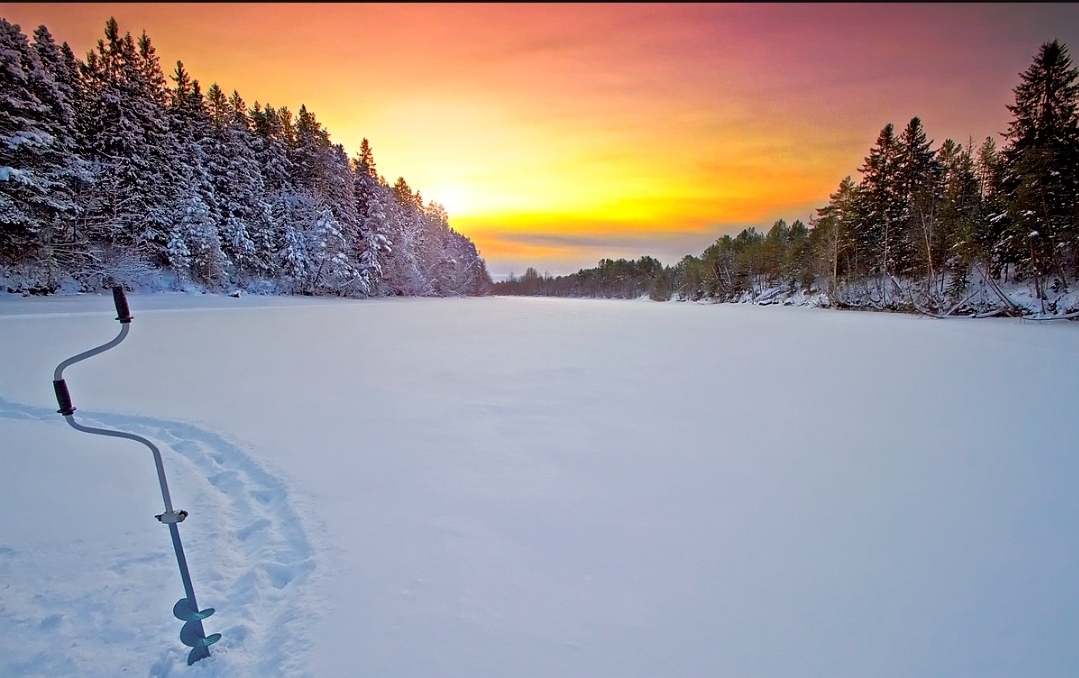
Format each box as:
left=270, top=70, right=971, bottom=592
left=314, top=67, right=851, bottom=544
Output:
left=0, top=18, right=492, bottom=296
left=496, top=40, right=1079, bottom=316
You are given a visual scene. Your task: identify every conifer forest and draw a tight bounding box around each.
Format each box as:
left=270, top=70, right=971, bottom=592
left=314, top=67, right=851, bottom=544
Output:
left=0, top=18, right=492, bottom=297
left=3, top=18, right=1079, bottom=318
left=495, top=40, right=1079, bottom=318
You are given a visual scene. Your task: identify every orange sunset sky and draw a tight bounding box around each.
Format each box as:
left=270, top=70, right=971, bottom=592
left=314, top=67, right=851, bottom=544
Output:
left=3, top=3, right=1078, bottom=276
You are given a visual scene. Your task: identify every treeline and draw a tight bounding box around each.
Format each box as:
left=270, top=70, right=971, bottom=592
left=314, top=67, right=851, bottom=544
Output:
left=499, top=257, right=673, bottom=300
left=496, top=40, right=1079, bottom=316
left=0, top=18, right=491, bottom=296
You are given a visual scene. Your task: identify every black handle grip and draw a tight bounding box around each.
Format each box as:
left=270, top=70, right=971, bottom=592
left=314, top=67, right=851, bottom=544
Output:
left=54, top=379, right=76, bottom=415
left=112, top=286, right=133, bottom=324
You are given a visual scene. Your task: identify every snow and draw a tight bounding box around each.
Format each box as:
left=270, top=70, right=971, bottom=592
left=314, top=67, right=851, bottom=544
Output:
left=2, top=292, right=1079, bottom=677
left=0, top=166, right=25, bottom=182
left=4, top=130, right=53, bottom=149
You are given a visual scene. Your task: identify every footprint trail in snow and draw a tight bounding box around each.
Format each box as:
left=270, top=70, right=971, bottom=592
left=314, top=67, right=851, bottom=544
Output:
left=0, top=397, right=320, bottom=677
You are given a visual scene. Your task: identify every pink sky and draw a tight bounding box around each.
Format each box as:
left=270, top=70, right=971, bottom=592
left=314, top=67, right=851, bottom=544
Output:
left=4, top=4, right=1078, bottom=275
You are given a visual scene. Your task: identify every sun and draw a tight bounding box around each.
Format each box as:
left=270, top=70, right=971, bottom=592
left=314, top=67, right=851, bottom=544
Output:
left=425, top=184, right=470, bottom=217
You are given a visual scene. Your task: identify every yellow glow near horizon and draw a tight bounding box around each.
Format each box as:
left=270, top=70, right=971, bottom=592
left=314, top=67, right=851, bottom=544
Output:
left=2, top=4, right=1077, bottom=275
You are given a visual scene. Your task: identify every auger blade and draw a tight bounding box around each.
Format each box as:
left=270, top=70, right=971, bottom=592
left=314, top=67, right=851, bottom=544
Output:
left=183, top=630, right=220, bottom=665
left=198, top=633, right=222, bottom=647
left=187, top=645, right=210, bottom=666
left=180, top=619, right=219, bottom=647
left=173, top=598, right=215, bottom=622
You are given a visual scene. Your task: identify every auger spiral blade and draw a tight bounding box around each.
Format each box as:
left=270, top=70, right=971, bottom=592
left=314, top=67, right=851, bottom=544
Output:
left=174, top=597, right=216, bottom=622
left=181, top=617, right=222, bottom=657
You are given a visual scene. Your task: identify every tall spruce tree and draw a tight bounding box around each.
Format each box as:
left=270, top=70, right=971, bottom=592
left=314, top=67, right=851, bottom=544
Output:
left=975, top=136, right=1012, bottom=279
left=351, top=139, right=390, bottom=295
left=857, top=123, right=905, bottom=299
left=896, top=117, right=941, bottom=282
left=1001, top=40, right=1079, bottom=299
left=0, top=20, right=81, bottom=275
left=206, top=83, right=230, bottom=130
left=813, top=176, right=861, bottom=297
left=79, top=19, right=185, bottom=266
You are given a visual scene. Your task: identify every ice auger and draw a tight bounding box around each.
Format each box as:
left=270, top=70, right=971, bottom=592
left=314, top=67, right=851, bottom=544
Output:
left=52, top=287, right=221, bottom=665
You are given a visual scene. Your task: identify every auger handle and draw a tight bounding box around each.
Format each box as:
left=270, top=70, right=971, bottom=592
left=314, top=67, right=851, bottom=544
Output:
left=53, top=379, right=76, bottom=416
left=113, top=286, right=133, bottom=324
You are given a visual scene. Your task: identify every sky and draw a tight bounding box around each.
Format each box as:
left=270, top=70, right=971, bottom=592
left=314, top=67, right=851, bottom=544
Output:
left=3, top=4, right=1078, bottom=277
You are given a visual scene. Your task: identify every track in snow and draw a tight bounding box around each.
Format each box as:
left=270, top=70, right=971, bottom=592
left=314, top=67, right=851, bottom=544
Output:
left=0, top=397, right=319, bottom=677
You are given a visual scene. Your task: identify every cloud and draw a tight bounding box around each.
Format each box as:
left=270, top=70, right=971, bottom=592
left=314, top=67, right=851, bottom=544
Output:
left=494, top=230, right=705, bottom=250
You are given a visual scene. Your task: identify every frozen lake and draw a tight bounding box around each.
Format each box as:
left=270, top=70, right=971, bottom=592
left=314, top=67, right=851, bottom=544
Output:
left=2, top=293, right=1077, bottom=676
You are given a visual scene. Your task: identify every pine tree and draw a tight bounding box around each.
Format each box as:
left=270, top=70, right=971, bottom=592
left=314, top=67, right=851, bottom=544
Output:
left=0, top=20, right=81, bottom=277
left=78, top=19, right=185, bottom=264
left=384, top=177, right=427, bottom=294
left=306, top=203, right=354, bottom=293
left=352, top=141, right=390, bottom=295
left=249, top=102, right=295, bottom=193
left=166, top=223, right=191, bottom=276
left=762, top=219, right=790, bottom=286
left=786, top=219, right=813, bottom=288
left=175, top=192, right=226, bottom=287
left=936, top=138, right=982, bottom=297
left=895, top=117, right=942, bottom=281
left=1000, top=40, right=1079, bottom=299
left=814, top=176, right=861, bottom=295
left=975, top=137, right=1011, bottom=279
left=291, top=104, right=328, bottom=190
left=857, top=123, right=905, bottom=299
left=228, top=89, right=249, bottom=129
left=135, top=31, right=167, bottom=107
left=355, top=138, right=377, bottom=177
left=206, top=83, right=230, bottom=130
left=169, top=60, right=201, bottom=120
left=276, top=216, right=309, bottom=293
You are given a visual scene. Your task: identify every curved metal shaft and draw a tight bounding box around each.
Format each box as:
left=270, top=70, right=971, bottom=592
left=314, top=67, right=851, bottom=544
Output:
left=54, top=324, right=129, bottom=381
left=53, top=323, right=176, bottom=514
left=63, top=414, right=175, bottom=514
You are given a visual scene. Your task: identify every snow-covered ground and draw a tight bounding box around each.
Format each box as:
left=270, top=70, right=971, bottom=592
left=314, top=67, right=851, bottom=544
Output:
left=2, top=293, right=1078, bottom=677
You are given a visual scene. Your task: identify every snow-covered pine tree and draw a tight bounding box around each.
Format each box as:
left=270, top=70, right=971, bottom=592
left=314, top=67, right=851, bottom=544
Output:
left=1000, top=40, right=1079, bottom=300
left=895, top=117, right=941, bottom=284
left=31, top=30, right=86, bottom=195
left=857, top=123, right=905, bottom=301
left=350, top=138, right=391, bottom=295
left=249, top=103, right=295, bottom=196
left=165, top=223, right=191, bottom=278
left=77, top=19, right=186, bottom=271
left=228, top=89, right=249, bottom=129
left=174, top=192, right=226, bottom=287
left=975, top=137, right=1011, bottom=280
left=813, top=176, right=861, bottom=295
left=291, top=104, right=327, bottom=191
left=936, top=138, right=982, bottom=298
left=383, top=177, right=429, bottom=295
left=217, top=123, right=268, bottom=281
left=289, top=106, right=362, bottom=272
left=274, top=199, right=309, bottom=293
left=442, top=226, right=492, bottom=295
left=169, top=59, right=222, bottom=228
left=205, top=82, right=230, bottom=130
left=0, top=19, right=82, bottom=283
left=306, top=203, right=356, bottom=293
